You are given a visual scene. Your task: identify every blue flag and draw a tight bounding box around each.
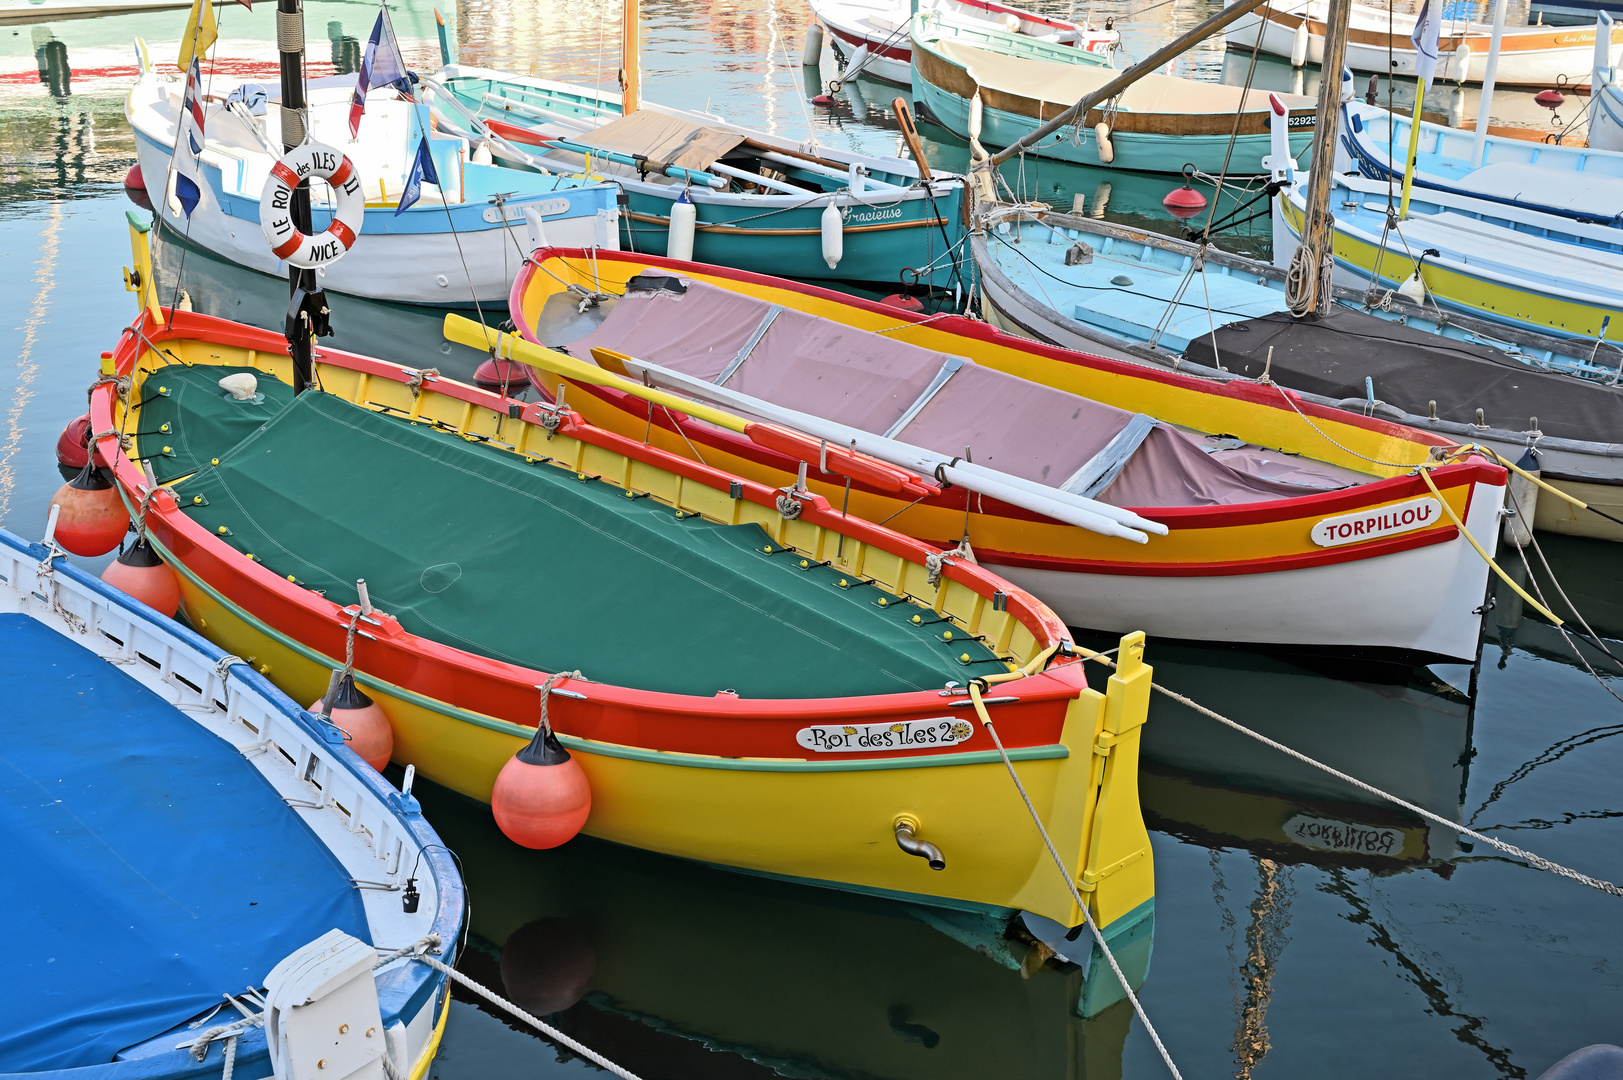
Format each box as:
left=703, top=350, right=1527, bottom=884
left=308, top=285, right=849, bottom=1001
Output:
left=349, top=7, right=409, bottom=137
left=396, top=135, right=440, bottom=216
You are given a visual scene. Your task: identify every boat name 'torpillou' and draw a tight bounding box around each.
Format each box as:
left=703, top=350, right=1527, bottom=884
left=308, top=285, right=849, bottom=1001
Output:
left=1309, top=496, right=1441, bottom=548
left=796, top=717, right=974, bottom=753
left=1283, top=814, right=1405, bottom=856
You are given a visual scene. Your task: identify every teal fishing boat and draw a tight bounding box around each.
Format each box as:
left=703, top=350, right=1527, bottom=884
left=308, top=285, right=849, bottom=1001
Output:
left=908, top=11, right=1317, bottom=172
left=419, top=0, right=968, bottom=291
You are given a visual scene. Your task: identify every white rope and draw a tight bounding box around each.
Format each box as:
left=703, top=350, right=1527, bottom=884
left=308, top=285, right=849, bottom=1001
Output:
left=1075, top=654, right=1623, bottom=899
left=971, top=681, right=1184, bottom=1079
left=413, top=954, right=643, bottom=1080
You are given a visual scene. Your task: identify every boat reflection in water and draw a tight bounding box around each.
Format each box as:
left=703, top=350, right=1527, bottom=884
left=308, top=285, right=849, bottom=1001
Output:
left=149, top=224, right=490, bottom=380
left=1130, top=641, right=1479, bottom=1078
left=412, top=780, right=1137, bottom=1080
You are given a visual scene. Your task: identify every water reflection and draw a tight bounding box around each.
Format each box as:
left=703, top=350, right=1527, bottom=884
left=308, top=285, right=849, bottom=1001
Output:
left=414, top=779, right=1136, bottom=1080
left=149, top=225, right=490, bottom=376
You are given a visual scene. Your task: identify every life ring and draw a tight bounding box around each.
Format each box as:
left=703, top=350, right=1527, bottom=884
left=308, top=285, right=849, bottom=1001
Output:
left=259, top=140, right=365, bottom=269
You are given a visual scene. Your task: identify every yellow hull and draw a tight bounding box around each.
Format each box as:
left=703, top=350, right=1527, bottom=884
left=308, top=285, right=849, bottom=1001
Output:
left=167, top=513, right=1154, bottom=954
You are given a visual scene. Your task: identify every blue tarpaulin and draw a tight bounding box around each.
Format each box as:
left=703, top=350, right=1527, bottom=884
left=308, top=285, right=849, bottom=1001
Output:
left=0, top=614, right=369, bottom=1072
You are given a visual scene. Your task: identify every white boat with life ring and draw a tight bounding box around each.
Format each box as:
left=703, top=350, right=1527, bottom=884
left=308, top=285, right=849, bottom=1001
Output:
left=126, top=48, right=621, bottom=305
left=807, top=0, right=1118, bottom=86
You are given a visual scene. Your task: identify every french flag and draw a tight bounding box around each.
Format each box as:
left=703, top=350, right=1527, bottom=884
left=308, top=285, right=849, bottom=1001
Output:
left=172, top=57, right=206, bottom=217
left=348, top=8, right=409, bottom=139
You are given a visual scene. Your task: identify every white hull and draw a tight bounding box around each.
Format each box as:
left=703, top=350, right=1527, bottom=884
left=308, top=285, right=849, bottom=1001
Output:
left=1225, top=0, right=1619, bottom=85
left=992, top=482, right=1502, bottom=662
left=127, top=68, right=618, bottom=305
left=809, top=0, right=1115, bottom=86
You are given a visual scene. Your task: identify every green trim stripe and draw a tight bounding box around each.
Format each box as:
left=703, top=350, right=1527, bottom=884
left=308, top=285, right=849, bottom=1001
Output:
left=146, top=533, right=1068, bottom=774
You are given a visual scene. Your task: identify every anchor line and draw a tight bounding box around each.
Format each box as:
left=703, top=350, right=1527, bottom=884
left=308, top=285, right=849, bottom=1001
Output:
left=968, top=677, right=1184, bottom=1080
left=1070, top=651, right=1623, bottom=900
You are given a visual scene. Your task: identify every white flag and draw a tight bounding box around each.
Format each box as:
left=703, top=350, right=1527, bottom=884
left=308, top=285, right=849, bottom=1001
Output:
left=1411, top=0, right=1442, bottom=85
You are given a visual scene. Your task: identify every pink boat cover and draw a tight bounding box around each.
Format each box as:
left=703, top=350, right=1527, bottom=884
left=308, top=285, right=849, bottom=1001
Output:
left=566, top=274, right=1365, bottom=508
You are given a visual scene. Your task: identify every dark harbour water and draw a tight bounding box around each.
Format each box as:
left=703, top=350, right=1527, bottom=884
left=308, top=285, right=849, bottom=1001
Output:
left=2, top=1, right=1620, bottom=1076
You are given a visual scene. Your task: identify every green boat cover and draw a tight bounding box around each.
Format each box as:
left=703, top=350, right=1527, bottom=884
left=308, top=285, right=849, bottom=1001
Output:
left=143, top=365, right=1002, bottom=699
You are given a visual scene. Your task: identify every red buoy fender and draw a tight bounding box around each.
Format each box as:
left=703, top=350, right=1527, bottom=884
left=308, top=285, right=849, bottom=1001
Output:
left=55, top=413, right=92, bottom=481
left=312, top=672, right=394, bottom=772
left=101, top=537, right=180, bottom=616
left=473, top=358, right=533, bottom=394
left=491, top=726, right=591, bottom=849
left=1162, top=185, right=1207, bottom=219
left=49, top=460, right=129, bottom=557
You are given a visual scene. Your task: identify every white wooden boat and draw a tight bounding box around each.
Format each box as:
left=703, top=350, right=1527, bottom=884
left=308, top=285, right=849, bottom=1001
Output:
left=808, top=0, right=1117, bottom=85
left=1224, top=0, right=1622, bottom=86
left=975, top=208, right=1623, bottom=543
left=1339, top=100, right=1623, bottom=225
left=0, top=525, right=463, bottom=1078
left=1586, top=13, right=1623, bottom=150
left=126, top=57, right=620, bottom=305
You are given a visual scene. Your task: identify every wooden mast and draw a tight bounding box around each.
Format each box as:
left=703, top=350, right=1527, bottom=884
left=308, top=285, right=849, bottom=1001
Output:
left=619, top=0, right=640, bottom=115
left=1285, top=0, right=1351, bottom=318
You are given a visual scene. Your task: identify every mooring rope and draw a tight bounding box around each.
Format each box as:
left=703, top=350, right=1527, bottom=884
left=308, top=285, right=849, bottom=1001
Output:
left=968, top=674, right=1184, bottom=1079
left=1070, top=652, right=1623, bottom=899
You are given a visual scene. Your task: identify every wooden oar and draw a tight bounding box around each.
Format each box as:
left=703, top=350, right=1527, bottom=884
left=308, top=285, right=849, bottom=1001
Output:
left=891, top=98, right=932, bottom=182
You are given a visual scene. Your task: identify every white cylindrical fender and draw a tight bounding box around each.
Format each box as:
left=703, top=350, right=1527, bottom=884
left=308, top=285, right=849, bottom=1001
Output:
left=846, top=43, right=870, bottom=80
left=821, top=201, right=844, bottom=269
left=802, top=20, right=824, bottom=66
left=1094, top=122, right=1114, bottom=165
left=524, top=205, right=549, bottom=256
left=471, top=140, right=494, bottom=165
left=1450, top=42, right=1473, bottom=82
left=968, top=93, right=983, bottom=140
left=1398, top=267, right=1427, bottom=304
left=667, top=190, right=696, bottom=261
left=1291, top=20, right=1309, bottom=67
left=259, top=140, right=365, bottom=269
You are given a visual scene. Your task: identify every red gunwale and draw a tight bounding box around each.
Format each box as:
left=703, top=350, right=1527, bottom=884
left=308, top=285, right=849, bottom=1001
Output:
left=513, top=248, right=1503, bottom=554
left=93, top=311, right=1089, bottom=762
left=825, top=23, right=914, bottom=61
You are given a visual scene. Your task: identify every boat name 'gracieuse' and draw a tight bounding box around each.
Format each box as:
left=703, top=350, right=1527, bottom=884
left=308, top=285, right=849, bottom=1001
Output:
left=1309, top=496, right=1441, bottom=548
left=795, top=717, right=974, bottom=753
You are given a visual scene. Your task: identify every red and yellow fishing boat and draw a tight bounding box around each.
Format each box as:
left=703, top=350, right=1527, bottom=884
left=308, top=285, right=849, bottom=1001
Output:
left=89, top=218, right=1155, bottom=1014
left=493, top=247, right=1509, bottom=664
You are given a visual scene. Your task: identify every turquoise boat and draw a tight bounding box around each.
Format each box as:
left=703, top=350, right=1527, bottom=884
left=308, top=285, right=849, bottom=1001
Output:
left=909, top=11, right=1318, bottom=173
left=422, top=66, right=969, bottom=291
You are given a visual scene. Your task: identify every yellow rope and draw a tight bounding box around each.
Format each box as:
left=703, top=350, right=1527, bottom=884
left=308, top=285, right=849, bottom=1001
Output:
left=1416, top=467, right=1562, bottom=626
left=1457, top=442, right=1590, bottom=511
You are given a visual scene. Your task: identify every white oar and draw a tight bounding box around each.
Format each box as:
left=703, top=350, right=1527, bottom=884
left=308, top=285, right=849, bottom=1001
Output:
left=612, top=354, right=1167, bottom=543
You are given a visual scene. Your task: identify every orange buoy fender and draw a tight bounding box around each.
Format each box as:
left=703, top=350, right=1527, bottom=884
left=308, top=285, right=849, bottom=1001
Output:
left=492, top=726, right=591, bottom=849
left=56, top=414, right=92, bottom=481
left=312, top=673, right=394, bottom=772
left=50, top=460, right=130, bottom=557
left=101, top=537, right=180, bottom=616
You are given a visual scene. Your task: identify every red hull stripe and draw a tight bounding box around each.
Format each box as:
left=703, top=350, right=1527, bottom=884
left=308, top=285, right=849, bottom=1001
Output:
left=270, top=160, right=301, bottom=191
left=271, top=232, right=305, bottom=261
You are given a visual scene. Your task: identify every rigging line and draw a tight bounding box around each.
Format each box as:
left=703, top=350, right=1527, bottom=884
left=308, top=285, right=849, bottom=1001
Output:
left=1069, top=651, right=1623, bottom=899
left=1467, top=722, right=1623, bottom=826
left=409, top=105, right=492, bottom=330
left=1198, top=8, right=1266, bottom=244
left=166, top=0, right=231, bottom=327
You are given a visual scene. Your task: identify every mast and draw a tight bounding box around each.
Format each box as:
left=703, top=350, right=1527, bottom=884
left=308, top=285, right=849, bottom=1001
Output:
left=620, top=0, right=640, bottom=114
left=1470, top=0, right=1508, bottom=167
left=276, top=0, right=318, bottom=393
left=1285, top=0, right=1351, bottom=318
